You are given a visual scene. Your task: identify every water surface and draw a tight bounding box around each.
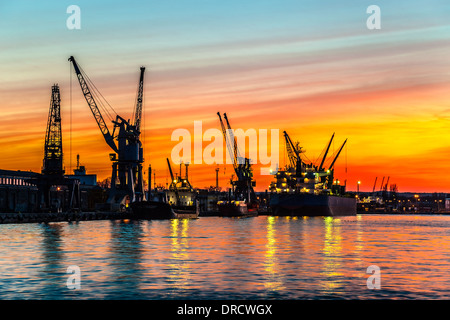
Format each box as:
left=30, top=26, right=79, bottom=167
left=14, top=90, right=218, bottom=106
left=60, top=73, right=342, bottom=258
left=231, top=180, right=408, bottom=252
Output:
left=0, top=215, right=449, bottom=299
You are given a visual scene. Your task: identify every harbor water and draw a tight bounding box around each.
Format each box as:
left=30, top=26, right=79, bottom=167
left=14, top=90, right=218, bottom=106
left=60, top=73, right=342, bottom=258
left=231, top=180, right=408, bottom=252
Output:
left=0, top=214, right=449, bottom=300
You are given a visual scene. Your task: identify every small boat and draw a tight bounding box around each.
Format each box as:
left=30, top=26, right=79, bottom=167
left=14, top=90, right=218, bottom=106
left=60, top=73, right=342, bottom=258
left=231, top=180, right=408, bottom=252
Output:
left=130, top=158, right=199, bottom=220
left=129, top=200, right=199, bottom=220
left=217, top=200, right=258, bottom=217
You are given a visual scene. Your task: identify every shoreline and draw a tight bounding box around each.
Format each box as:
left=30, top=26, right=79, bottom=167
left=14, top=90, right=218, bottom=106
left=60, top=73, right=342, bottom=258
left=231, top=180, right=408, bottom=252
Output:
left=0, top=211, right=129, bottom=224
left=1, top=210, right=450, bottom=224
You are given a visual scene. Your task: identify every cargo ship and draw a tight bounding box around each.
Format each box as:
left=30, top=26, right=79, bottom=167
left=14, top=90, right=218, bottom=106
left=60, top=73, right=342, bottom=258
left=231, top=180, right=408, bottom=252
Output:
left=269, top=131, right=356, bottom=217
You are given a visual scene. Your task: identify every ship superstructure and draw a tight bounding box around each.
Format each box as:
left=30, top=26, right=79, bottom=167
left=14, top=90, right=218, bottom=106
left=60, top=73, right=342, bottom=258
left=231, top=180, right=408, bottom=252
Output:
left=270, top=131, right=347, bottom=196
left=269, top=131, right=355, bottom=216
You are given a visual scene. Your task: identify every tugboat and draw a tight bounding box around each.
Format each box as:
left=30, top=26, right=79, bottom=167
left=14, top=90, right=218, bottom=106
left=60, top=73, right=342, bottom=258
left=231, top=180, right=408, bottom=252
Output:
left=269, top=131, right=356, bottom=217
left=129, top=159, right=199, bottom=219
left=129, top=200, right=199, bottom=219
left=216, top=112, right=259, bottom=217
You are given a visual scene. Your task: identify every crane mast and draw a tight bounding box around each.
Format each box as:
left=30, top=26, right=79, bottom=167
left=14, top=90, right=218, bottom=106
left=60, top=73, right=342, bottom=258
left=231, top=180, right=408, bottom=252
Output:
left=133, top=67, right=145, bottom=135
left=39, top=84, right=80, bottom=212
left=43, top=84, right=64, bottom=176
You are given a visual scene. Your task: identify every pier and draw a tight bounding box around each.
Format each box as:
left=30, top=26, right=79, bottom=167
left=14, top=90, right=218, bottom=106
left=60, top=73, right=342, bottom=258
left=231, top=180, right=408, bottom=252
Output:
left=0, top=211, right=128, bottom=224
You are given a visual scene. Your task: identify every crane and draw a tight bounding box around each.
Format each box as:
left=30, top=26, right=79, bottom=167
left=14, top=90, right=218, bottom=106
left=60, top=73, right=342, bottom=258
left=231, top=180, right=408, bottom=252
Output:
left=383, top=176, right=390, bottom=192
left=372, top=177, right=378, bottom=193
left=318, top=133, right=335, bottom=172
left=69, top=56, right=146, bottom=208
left=43, top=84, right=64, bottom=176
left=276, top=131, right=347, bottom=193
left=328, top=139, right=347, bottom=171
left=133, top=67, right=145, bottom=135
left=283, top=131, right=303, bottom=175
left=38, top=84, right=80, bottom=212
left=379, top=176, right=385, bottom=192
left=217, top=112, right=256, bottom=204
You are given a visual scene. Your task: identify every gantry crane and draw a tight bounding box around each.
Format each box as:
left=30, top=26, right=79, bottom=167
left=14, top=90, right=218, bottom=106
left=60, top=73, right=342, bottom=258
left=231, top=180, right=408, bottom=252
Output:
left=217, top=112, right=257, bottom=205
left=43, top=85, right=64, bottom=176
left=68, top=56, right=146, bottom=209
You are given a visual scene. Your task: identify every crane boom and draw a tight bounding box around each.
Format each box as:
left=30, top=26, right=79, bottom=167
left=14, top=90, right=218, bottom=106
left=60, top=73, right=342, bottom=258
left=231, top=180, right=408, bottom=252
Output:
left=284, top=131, right=301, bottom=158
left=133, top=67, right=145, bottom=134
left=223, top=113, right=241, bottom=165
left=319, top=133, right=335, bottom=171
left=379, top=176, right=385, bottom=192
left=328, top=139, right=347, bottom=171
left=384, top=176, right=390, bottom=192
left=68, top=56, right=118, bottom=153
left=167, top=158, right=175, bottom=183
left=372, top=177, right=378, bottom=193
left=283, top=131, right=297, bottom=168
left=217, top=112, right=238, bottom=174
left=283, top=131, right=303, bottom=174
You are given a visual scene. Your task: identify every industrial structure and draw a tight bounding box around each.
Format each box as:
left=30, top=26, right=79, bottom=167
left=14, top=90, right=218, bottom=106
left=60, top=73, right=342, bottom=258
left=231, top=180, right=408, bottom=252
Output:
left=37, top=84, right=81, bottom=212
left=69, top=56, right=146, bottom=211
left=270, top=131, right=347, bottom=195
left=165, top=158, right=195, bottom=206
left=216, top=112, right=259, bottom=216
left=268, top=131, right=355, bottom=216
left=217, top=112, right=257, bottom=203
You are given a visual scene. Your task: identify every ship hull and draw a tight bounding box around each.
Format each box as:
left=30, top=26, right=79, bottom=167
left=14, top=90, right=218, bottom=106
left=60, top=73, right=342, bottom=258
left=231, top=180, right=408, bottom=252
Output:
left=269, top=193, right=356, bottom=217
left=217, top=203, right=258, bottom=217
left=130, top=201, right=199, bottom=219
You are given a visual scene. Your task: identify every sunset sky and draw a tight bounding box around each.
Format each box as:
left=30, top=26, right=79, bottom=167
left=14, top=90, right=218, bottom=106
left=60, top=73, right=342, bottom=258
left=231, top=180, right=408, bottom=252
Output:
left=0, top=0, right=449, bottom=192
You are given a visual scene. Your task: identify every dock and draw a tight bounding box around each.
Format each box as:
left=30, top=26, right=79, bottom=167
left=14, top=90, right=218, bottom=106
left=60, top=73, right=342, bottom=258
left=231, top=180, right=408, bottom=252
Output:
left=0, top=211, right=128, bottom=224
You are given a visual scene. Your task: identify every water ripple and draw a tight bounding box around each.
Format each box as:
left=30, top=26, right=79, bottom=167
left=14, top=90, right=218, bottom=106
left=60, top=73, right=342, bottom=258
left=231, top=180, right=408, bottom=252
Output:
left=0, top=215, right=449, bottom=299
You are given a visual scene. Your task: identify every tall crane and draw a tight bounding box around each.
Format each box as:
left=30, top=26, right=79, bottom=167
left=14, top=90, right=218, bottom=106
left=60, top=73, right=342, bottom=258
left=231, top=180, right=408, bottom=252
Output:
left=283, top=131, right=303, bottom=175
left=217, top=112, right=256, bottom=204
left=69, top=56, right=146, bottom=209
left=43, top=84, right=64, bottom=176
left=39, top=84, right=80, bottom=212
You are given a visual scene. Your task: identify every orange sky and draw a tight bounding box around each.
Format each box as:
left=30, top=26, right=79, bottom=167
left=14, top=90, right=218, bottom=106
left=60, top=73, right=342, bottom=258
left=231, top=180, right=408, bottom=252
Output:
left=1, top=2, right=450, bottom=193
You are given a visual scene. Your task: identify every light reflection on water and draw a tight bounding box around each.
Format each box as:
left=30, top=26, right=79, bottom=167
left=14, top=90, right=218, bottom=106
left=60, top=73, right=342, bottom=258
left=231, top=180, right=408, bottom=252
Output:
left=0, top=214, right=450, bottom=299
